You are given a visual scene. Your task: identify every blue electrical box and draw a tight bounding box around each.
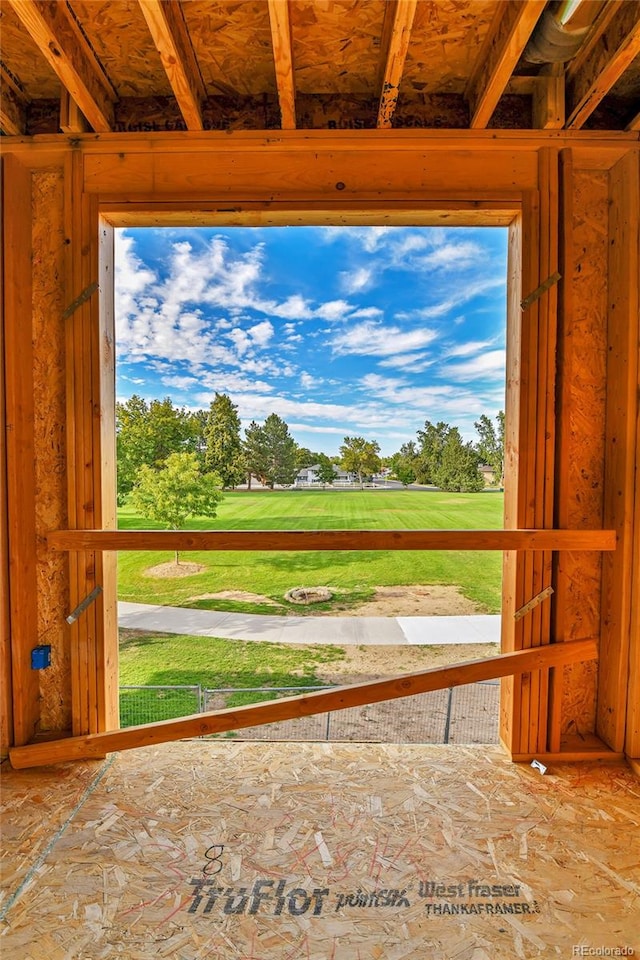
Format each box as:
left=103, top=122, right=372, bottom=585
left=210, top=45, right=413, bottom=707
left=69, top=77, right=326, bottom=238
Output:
left=31, top=645, right=51, bottom=670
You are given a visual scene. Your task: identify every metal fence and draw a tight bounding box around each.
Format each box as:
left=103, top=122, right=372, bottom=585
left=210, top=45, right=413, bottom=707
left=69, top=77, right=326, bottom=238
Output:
left=119, top=682, right=499, bottom=744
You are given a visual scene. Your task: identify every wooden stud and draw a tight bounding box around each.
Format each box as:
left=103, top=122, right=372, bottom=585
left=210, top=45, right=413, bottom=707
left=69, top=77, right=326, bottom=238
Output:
left=9, top=638, right=598, bottom=768
left=267, top=0, right=296, bottom=130
left=465, top=0, right=547, bottom=129
left=566, top=2, right=640, bottom=129
left=0, top=160, right=14, bottom=755
left=46, top=528, right=617, bottom=554
left=138, top=0, right=205, bottom=131
left=6, top=0, right=116, bottom=132
left=376, top=0, right=418, bottom=129
left=2, top=155, right=40, bottom=746
left=598, top=150, right=640, bottom=753
left=532, top=66, right=565, bottom=130
left=626, top=110, right=640, bottom=132
left=59, top=89, right=88, bottom=134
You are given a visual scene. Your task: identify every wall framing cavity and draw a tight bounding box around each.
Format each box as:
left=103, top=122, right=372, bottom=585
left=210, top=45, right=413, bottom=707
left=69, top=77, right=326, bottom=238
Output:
left=1, top=130, right=638, bottom=766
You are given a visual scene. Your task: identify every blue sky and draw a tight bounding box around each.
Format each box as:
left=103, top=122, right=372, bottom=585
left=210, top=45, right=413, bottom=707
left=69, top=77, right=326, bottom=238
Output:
left=115, top=225, right=507, bottom=457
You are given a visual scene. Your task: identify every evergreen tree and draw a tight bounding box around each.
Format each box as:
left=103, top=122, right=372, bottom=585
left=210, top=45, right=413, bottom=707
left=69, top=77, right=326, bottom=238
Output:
left=204, top=393, right=245, bottom=488
left=243, top=414, right=298, bottom=488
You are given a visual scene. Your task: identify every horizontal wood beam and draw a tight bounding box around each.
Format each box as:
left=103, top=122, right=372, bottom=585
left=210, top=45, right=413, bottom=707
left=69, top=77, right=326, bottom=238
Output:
left=46, top=528, right=617, bottom=552
left=9, top=637, right=598, bottom=768
left=267, top=0, right=296, bottom=129
left=138, top=0, right=206, bottom=131
left=566, top=1, right=640, bottom=129
left=7, top=0, right=116, bottom=132
left=465, top=0, right=547, bottom=129
left=377, top=0, right=418, bottom=128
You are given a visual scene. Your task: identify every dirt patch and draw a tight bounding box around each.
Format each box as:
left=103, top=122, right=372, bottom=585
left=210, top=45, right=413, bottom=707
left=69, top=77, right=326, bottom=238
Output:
left=313, top=642, right=499, bottom=684
left=190, top=590, right=281, bottom=606
left=145, top=561, right=206, bottom=578
left=345, top=584, right=482, bottom=617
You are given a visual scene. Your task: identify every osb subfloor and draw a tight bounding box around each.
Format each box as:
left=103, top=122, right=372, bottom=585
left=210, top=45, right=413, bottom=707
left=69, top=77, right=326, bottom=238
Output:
left=1, top=743, right=639, bottom=960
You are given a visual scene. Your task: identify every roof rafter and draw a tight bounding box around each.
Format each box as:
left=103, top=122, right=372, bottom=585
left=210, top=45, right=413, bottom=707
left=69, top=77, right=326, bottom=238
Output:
left=465, top=0, right=547, bottom=129
left=0, top=63, right=27, bottom=135
left=377, top=0, right=418, bottom=128
left=6, top=0, right=115, bottom=132
left=138, top=0, right=205, bottom=131
left=267, top=0, right=296, bottom=129
left=626, top=110, right=640, bottom=132
left=565, top=1, right=640, bottom=129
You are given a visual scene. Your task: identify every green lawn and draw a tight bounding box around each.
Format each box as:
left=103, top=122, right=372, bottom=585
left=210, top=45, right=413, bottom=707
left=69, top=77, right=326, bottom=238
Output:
left=119, top=629, right=344, bottom=726
left=117, top=489, right=504, bottom=613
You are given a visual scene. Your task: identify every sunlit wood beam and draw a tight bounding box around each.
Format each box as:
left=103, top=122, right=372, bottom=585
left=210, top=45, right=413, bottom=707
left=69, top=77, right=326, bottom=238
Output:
left=0, top=63, right=27, bottom=135
left=377, top=0, right=417, bottom=128
left=138, top=0, right=205, bottom=131
left=465, top=0, right=547, bottom=128
left=566, top=1, right=640, bottom=128
left=267, top=0, right=296, bottom=129
left=7, top=0, right=115, bottom=132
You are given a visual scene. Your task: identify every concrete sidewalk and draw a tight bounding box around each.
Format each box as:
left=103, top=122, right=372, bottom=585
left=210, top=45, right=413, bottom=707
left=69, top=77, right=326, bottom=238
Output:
left=118, top=602, right=500, bottom=646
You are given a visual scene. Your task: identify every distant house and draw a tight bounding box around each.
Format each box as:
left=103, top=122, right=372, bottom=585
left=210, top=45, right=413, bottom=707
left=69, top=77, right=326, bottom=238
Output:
left=295, top=465, right=321, bottom=486
left=479, top=464, right=496, bottom=486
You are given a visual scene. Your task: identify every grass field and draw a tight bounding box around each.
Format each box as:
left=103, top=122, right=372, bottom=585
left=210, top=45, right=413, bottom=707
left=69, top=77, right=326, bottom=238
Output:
left=118, top=489, right=504, bottom=614
left=119, top=628, right=345, bottom=725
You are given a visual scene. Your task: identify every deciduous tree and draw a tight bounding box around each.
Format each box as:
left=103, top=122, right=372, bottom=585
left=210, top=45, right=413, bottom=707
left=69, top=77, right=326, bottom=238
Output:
left=130, top=452, right=224, bottom=564
left=339, top=436, right=381, bottom=488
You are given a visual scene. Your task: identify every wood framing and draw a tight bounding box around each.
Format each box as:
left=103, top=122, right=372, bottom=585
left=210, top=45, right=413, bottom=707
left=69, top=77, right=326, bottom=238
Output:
left=1, top=130, right=637, bottom=765
left=267, top=0, right=296, bottom=130
left=138, top=0, right=206, bottom=131
left=9, top=637, right=598, bottom=769
left=47, top=528, right=616, bottom=553
left=465, top=0, right=547, bottom=129
left=566, top=1, right=640, bottom=129
left=376, top=0, right=417, bottom=129
left=6, top=0, right=117, bottom=133
left=598, top=149, right=640, bottom=753
left=0, top=63, right=27, bottom=136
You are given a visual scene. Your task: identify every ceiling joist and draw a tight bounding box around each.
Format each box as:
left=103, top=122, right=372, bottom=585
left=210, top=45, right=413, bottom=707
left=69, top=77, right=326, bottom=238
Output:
left=138, top=0, right=205, bottom=131
left=565, top=1, right=640, bottom=128
left=6, top=0, right=115, bottom=132
left=267, top=0, right=296, bottom=129
left=0, top=63, right=27, bottom=135
left=377, top=0, right=418, bottom=128
left=465, top=0, right=547, bottom=129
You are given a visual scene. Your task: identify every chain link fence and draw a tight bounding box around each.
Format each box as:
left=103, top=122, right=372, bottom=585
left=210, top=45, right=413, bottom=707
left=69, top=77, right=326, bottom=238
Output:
left=119, top=682, right=498, bottom=743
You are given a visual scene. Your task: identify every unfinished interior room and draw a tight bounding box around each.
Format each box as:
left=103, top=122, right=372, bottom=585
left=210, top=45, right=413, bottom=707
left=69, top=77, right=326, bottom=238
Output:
left=1, top=1, right=639, bottom=957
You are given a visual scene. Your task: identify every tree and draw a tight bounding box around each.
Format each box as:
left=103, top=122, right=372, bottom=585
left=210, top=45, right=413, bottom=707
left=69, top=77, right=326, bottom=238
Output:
left=339, top=436, right=381, bottom=488
left=242, top=413, right=298, bottom=488
left=390, top=441, right=418, bottom=487
left=474, top=411, right=505, bottom=488
left=204, top=393, right=245, bottom=488
left=116, top=395, right=202, bottom=503
left=433, top=428, right=484, bottom=492
left=415, top=420, right=450, bottom=485
left=315, top=453, right=337, bottom=488
left=130, top=452, right=224, bottom=564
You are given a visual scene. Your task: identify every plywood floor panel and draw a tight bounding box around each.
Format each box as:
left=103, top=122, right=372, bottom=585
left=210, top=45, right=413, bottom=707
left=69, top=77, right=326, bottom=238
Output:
left=1, top=743, right=639, bottom=958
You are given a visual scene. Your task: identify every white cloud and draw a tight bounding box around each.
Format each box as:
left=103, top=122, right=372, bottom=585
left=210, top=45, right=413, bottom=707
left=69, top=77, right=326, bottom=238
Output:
left=331, top=321, right=439, bottom=358
left=442, top=349, right=506, bottom=381
left=340, top=267, right=372, bottom=294
left=315, top=299, right=353, bottom=321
